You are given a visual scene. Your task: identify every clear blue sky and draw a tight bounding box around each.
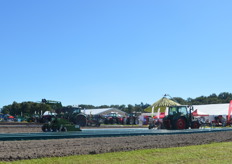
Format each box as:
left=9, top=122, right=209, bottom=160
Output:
left=1, top=1, right=232, bottom=108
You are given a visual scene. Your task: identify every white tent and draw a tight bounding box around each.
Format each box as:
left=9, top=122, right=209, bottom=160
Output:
left=43, top=111, right=57, bottom=116
left=193, top=104, right=230, bottom=122
left=193, top=104, right=229, bottom=115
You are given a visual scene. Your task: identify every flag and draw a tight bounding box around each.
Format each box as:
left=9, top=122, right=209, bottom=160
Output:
left=157, top=108, right=160, bottom=119
left=227, top=100, right=232, bottom=121
left=151, top=106, right=154, bottom=117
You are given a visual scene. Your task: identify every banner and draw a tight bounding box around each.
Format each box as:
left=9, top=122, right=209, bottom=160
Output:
left=228, top=100, right=232, bottom=121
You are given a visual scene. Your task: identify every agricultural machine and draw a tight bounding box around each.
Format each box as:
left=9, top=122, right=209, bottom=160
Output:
left=211, top=115, right=226, bottom=127
left=41, top=105, right=87, bottom=132
left=103, top=113, right=123, bottom=124
left=126, top=113, right=139, bottom=125
left=86, top=115, right=103, bottom=127
left=211, top=100, right=232, bottom=127
left=42, top=117, right=81, bottom=132
left=149, top=105, right=200, bottom=130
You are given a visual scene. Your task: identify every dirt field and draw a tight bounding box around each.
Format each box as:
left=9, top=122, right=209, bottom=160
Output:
left=0, top=126, right=232, bottom=161
left=0, top=126, right=41, bottom=133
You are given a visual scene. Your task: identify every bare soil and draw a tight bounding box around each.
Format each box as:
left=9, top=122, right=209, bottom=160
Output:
left=0, top=126, right=232, bottom=161
left=0, top=126, right=41, bottom=133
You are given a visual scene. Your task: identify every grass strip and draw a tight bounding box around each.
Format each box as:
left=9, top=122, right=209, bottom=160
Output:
left=2, top=142, right=232, bottom=164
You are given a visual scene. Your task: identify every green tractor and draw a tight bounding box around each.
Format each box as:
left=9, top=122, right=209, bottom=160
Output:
left=41, top=106, right=87, bottom=132
left=162, top=105, right=200, bottom=130
left=42, top=117, right=81, bottom=132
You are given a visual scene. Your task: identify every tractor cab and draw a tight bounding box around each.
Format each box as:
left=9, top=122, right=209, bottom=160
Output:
left=168, top=106, right=191, bottom=119
left=72, top=107, right=81, bottom=114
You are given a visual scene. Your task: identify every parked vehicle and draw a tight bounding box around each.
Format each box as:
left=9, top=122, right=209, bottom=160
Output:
left=149, top=105, right=200, bottom=130
left=86, top=115, right=103, bottom=127
left=125, top=113, right=139, bottom=125
left=103, top=113, right=123, bottom=124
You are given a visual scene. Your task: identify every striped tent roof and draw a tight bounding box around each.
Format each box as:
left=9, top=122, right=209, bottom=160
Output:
left=144, top=97, right=180, bottom=113
left=152, top=97, right=180, bottom=107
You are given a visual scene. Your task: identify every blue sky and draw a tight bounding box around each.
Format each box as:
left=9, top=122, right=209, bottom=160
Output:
left=1, top=1, right=232, bottom=108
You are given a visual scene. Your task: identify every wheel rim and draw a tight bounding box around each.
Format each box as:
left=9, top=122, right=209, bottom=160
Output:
left=176, top=118, right=186, bottom=129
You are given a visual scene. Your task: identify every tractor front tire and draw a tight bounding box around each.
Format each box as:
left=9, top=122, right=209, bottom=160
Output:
left=42, top=124, right=50, bottom=132
left=191, top=121, right=200, bottom=129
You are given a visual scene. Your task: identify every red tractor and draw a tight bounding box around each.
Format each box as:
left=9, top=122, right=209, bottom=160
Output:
left=104, top=113, right=123, bottom=124
left=150, top=105, right=200, bottom=130
left=86, top=115, right=102, bottom=127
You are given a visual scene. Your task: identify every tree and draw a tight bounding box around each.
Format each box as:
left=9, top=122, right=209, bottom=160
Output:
left=172, top=97, right=187, bottom=105
left=11, top=101, right=21, bottom=115
left=78, top=104, right=95, bottom=109
left=127, top=104, right=134, bottom=113
left=2, top=105, right=11, bottom=114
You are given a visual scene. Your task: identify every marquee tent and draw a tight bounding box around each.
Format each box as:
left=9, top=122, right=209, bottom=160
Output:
left=145, top=97, right=180, bottom=113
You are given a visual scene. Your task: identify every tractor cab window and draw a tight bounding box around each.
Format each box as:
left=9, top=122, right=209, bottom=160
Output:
left=178, top=106, right=188, bottom=115
left=169, top=107, right=178, bottom=115
left=169, top=106, right=188, bottom=115
left=72, top=108, right=81, bottom=114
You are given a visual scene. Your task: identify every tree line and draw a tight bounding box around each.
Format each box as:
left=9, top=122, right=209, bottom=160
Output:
left=173, top=92, right=232, bottom=105
left=1, top=101, right=61, bottom=117
left=1, top=92, right=232, bottom=116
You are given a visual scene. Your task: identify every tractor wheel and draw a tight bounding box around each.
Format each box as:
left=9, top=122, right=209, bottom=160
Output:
left=61, top=127, right=67, bottom=132
left=52, top=127, right=58, bottom=132
left=42, top=124, right=50, bottom=132
left=175, top=118, right=186, bottom=130
left=74, top=114, right=87, bottom=127
left=163, top=119, right=172, bottom=129
left=191, top=121, right=200, bottom=129
left=41, top=125, right=47, bottom=132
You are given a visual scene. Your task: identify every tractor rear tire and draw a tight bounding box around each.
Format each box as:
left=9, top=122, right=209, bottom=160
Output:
left=74, top=114, right=87, bottom=127
left=175, top=118, right=186, bottom=130
left=42, top=124, right=51, bottom=132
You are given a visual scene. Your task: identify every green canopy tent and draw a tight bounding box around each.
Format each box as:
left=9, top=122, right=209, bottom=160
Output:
left=144, top=97, right=181, bottom=113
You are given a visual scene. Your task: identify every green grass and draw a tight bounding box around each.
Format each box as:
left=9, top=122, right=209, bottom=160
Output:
left=2, top=142, right=232, bottom=164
